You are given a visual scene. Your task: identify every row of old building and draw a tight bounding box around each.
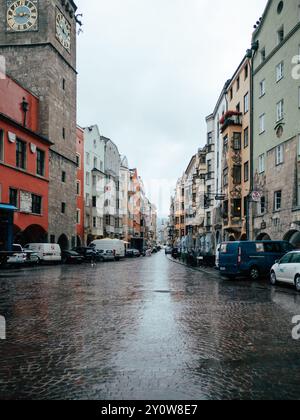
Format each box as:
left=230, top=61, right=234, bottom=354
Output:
left=169, top=0, right=300, bottom=256
left=0, top=0, right=156, bottom=252
left=0, top=76, right=156, bottom=250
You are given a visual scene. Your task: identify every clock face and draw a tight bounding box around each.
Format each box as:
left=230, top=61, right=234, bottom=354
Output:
left=7, top=0, right=38, bottom=32
left=56, top=12, right=71, bottom=52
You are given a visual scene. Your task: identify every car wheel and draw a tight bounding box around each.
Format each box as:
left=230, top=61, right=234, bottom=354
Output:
left=270, top=271, right=277, bottom=286
left=250, top=266, right=260, bottom=281
left=295, top=275, right=300, bottom=292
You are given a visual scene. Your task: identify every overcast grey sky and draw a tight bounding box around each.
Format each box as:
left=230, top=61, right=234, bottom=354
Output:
left=76, top=0, right=267, bottom=216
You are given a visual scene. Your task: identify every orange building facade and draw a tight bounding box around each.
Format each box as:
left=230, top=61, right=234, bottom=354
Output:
left=0, top=76, right=51, bottom=245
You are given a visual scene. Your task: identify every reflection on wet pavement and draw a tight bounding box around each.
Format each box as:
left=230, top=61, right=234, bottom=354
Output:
left=0, top=253, right=300, bottom=400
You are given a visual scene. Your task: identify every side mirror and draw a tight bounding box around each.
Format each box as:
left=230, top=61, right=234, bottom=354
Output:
left=275, top=260, right=280, bottom=265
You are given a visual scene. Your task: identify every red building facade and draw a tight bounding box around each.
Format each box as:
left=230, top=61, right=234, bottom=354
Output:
left=76, top=126, right=85, bottom=246
left=0, top=76, right=51, bottom=245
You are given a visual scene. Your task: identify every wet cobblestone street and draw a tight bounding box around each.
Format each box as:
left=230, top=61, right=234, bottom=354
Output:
left=0, top=253, right=300, bottom=400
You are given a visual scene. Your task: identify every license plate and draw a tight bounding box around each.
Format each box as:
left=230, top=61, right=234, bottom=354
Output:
left=220, top=267, right=226, bottom=271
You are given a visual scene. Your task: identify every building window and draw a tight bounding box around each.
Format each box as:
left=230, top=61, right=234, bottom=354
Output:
left=61, top=171, right=66, bottom=183
left=62, top=128, right=66, bottom=139
left=259, top=79, right=266, bottom=97
left=207, top=132, right=213, bottom=144
left=274, top=191, right=282, bottom=211
left=244, top=127, right=249, bottom=148
left=236, top=76, right=240, bottom=91
left=230, top=87, right=233, bottom=100
left=223, top=168, right=228, bottom=186
left=92, top=196, right=97, bottom=207
left=260, top=48, right=266, bottom=63
left=16, top=139, right=27, bottom=169
left=76, top=153, right=80, bottom=167
left=275, top=144, right=284, bottom=165
left=93, top=217, right=97, bottom=228
left=76, top=209, right=80, bottom=225
left=277, top=26, right=284, bottom=44
left=61, top=202, right=66, bottom=214
left=206, top=212, right=211, bottom=227
left=233, top=132, right=241, bottom=150
left=276, top=61, right=284, bottom=82
left=0, top=129, right=4, bottom=161
left=32, top=194, right=42, bottom=215
left=233, top=199, right=242, bottom=218
left=276, top=99, right=284, bottom=122
left=259, top=114, right=265, bottom=134
left=86, top=172, right=90, bottom=186
left=244, top=161, right=249, bottom=182
left=62, top=78, right=66, bottom=90
left=9, top=188, right=18, bottom=207
left=76, top=181, right=80, bottom=195
left=260, top=196, right=266, bottom=214
left=259, top=154, right=265, bottom=173
left=244, top=64, right=248, bottom=79
left=244, top=92, right=249, bottom=113
left=94, top=157, right=98, bottom=169
left=36, top=149, right=45, bottom=176
left=233, top=165, right=242, bottom=184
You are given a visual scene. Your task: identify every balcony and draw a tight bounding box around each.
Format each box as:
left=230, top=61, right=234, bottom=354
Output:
left=220, top=111, right=242, bottom=133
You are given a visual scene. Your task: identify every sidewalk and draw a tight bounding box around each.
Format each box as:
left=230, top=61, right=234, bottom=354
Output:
left=166, top=254, right=221, bottom=279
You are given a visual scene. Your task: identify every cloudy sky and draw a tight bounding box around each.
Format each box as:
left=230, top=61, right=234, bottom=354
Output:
left=76, top=0, right=267, bottom=216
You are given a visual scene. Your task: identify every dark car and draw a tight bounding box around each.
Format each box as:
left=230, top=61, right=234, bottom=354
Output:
left=171, top=248, right=180, bottom=259
left=62, top=250, right=84, bottom=264
left=219, top=241, right=294, bottom=280
left=72, top=247, right=98, bottom=262
left=126, top=249, right=141, bottom=258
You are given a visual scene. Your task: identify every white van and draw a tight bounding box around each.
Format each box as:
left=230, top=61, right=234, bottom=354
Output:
left=90, top=239, right=125, bottom=260
left=24, top=243, right=61, bottom=263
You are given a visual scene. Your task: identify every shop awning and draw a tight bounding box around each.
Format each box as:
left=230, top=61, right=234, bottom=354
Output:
left=0, top=204, right=17, bottom=212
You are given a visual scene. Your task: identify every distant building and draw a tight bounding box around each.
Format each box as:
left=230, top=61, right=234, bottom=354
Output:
left=252, top=0, right=300, bottom=246
left=84, top=125, right=106, bottom=244
left=76, top=126, right=85, bottom=246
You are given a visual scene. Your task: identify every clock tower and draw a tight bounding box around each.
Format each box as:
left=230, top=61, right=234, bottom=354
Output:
left=0, top=0, right=78, bottom=248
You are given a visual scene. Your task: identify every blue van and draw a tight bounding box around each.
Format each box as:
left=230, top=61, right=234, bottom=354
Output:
left=219, top=241, right=294, bottom=280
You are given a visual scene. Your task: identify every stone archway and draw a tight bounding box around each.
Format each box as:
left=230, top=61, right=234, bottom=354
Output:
left=283, top=230, right=300, bottom=249
left=57, top=234, right=69, bottom=251
left=256, top=233, right=271, bottom=241
left=19, top=224, right=47, bottom=246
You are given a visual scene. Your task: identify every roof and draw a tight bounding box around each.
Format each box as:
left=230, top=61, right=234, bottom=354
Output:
left=252, top=0, right=272, bottom=40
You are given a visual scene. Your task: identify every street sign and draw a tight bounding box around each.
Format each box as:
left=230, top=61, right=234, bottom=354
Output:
left=251, top=191, right=262, bottom=202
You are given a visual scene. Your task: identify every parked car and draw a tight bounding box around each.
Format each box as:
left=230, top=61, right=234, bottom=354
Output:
left=271, top=251, right=300, bottom=292
left=72, top=247, right=98, bottom=262
left=90, top=239, right=125, bottom=260
left=219, top=241, right=294, bottom=280
left=126, top=249, right=141, bottom=258
left=165, top=246, right=173, bottom=255
left=23, top=249, right=40, bottom=265
left=96, top=250, right=116, bottom=262
left=24, top=243, right=61, bottom=263
left=61, top=250, right=84, bottom=264
left=6, top=244, right=26, bottom=266
left=172, top=248, right=180, bottom=259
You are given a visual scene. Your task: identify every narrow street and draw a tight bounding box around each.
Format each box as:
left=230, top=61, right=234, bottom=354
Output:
left=0, top=253, right=300, bottom=400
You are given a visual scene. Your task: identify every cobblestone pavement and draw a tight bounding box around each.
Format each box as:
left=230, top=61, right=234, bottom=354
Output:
left=0, top=253, right=300, bottom=400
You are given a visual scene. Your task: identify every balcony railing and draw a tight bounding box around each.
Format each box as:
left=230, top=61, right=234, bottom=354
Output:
left=220, top=111, right=242, bottom=133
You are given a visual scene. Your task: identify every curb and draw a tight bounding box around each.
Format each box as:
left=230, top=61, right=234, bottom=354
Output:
left=165, top=255, right=221, bottom=279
